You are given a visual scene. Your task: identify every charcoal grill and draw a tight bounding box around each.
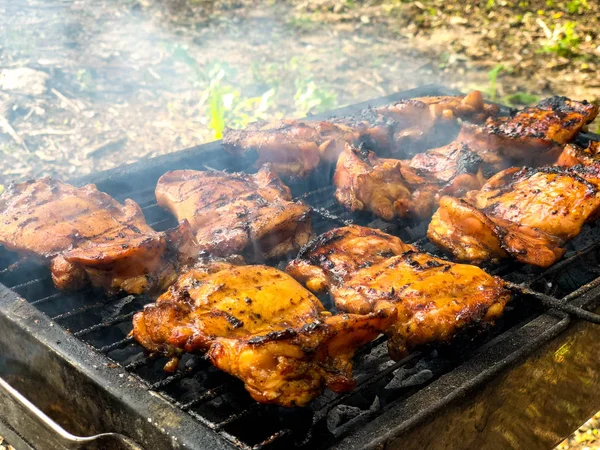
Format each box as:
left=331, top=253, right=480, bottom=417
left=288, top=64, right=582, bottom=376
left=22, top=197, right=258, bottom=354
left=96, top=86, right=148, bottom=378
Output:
left=1, top=84, right=600, bottom=450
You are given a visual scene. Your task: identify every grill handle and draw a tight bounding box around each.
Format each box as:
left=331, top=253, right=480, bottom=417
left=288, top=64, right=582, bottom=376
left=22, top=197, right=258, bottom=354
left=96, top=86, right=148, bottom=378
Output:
left=0, top=376, right=146, bottom=450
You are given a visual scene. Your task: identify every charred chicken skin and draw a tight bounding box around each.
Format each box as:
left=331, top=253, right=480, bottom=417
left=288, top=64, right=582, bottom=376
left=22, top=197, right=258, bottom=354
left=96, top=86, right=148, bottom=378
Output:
left=333, top=143, right=484, bottom=221
left=132, top=261, right=393, bottom=407
left=0, top=178, right=188, bottom=294
left=155, top=165, right=312, bottom=260
left=457, top=96, right=599, bottom=171
left=556, top=141, right=600, bottom=167
left=286, top=225, right=510, bottom=359
left=428, top=164, right=600, bottom=267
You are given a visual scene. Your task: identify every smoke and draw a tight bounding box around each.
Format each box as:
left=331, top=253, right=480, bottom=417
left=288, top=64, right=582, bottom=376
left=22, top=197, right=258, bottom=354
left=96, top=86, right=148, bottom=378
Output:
left=0, top=0, right=452, bottom=185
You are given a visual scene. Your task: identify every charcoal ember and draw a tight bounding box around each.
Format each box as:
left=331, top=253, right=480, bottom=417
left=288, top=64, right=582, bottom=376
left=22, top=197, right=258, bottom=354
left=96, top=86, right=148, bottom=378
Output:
left=327, top=405, right=364, bottom=431
left=385, top=367, right=433, bottom=390
left=326, top=397, right=380, bottom=433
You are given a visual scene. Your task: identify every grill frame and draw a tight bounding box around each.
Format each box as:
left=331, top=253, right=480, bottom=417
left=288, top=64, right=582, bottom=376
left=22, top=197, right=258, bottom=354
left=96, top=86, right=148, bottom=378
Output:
left=1, top=84, right=600, bottom=450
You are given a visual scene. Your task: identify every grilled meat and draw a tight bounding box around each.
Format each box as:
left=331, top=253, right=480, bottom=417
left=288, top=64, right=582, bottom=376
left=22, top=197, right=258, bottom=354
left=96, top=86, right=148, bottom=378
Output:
left=457, top=97, right=599, bottom=171
left=132, top=261, right=393, bottom=407
left=376, top=90, right=498, bottom=151
left=156, top=165, right=312, bottom=260
left=222, top=112, right=398, bottom=178
left=0, top=178, right=189, bottom=294
left=287, top=225, right=510, bottom=359
left=333, top=142, right=484, bottom=221
left=223, top=91, right=497, bottom=178
left=428, top=165, right=600, bottom=267
left=557, top=141, right=600, bottom=167
left=222, top=120, right=322, bottom=178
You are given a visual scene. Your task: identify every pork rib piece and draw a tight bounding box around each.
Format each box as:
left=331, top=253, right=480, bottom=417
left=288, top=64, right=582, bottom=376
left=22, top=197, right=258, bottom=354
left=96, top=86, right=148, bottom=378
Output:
left=286, top=225, right=510, bottom=359
left=155, top=165, right=312, bottom=260
left=428, top=164, right=600, bottom=267
left=0, top=177, right=189, bottom=294
left=457, top=96, right=599, bottom=171
left=132, top=261, right=393, bottom=407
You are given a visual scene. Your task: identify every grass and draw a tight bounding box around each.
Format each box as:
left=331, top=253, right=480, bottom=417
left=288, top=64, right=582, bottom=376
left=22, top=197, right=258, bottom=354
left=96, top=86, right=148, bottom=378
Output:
left=539, top=20, right=581, bottom=57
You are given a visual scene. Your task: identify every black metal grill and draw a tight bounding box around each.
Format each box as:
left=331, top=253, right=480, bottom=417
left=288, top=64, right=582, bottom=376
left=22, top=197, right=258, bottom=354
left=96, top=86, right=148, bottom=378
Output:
left=1, top=84, right=600, bottom=450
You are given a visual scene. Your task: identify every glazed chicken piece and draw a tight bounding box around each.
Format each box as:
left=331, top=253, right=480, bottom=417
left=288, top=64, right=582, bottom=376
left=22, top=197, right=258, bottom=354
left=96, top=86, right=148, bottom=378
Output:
left=376, top=90, right=499, bottom=151
left=155, top=165, right=312, bottom=260
left=333, top=142, right=484, bottom=221
left=222, top=91, right=497, bottom=178
left=222, top=111, right=398, bottom=178
left=556, top=141, right=600, bottom=167
left=287, top=225, right=510, bottom=359
left=222, top=120, right=323, bottom=178
left=457, top=97, right=599, bottom=171
left=428, top=164, right=600, bottom=267
left=132, top=261, right=393, bottom=407
left=0, top=178, right=190, bottom=294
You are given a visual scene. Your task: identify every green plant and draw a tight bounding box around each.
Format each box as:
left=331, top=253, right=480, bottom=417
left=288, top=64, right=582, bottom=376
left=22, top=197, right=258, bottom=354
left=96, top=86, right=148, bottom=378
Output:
left=486, top=0, right=495, bottom=9
left=486, top=63, right=505, bottom=102
left=501, top=92, right=540, bottom=106
left=287, top=15, right=317, bottom=31
left=294, top=79, right=337, bottom=115
left=540, top=21, right=581, bottom=57
left=566, top=0, right=589, bottom=14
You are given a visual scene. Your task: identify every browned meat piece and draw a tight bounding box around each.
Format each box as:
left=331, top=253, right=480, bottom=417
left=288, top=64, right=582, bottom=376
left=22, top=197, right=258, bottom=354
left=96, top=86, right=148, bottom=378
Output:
left=223, top=91, right=497, bottom=178
left=428, top=165, right=600, bottom=267
left=223, top=120, right=322, bottom=178
left=376, top=91, right=498, bottom=148
left=333, top=142, right=484, bottom=221
left=0, top=178, right=190, bottom=294
left=132, top=261, right=393, bottom=407
left=556, top=141, right=600, bottom=167
left=287, top=225, right=510, bottom=359
left=155, top=165, right=312, bottom=260
left=222, top=111, right=398, bottom=178
left=457, top=97, right=599, bottom=171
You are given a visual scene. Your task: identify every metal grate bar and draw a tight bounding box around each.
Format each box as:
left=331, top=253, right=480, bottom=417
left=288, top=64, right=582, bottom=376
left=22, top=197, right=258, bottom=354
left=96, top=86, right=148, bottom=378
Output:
left=526, top=240, right=600, bottom=287
left=150, top=370, right=199, bottom=390
left=30, top=291, right=63, bottom=306
left=125, top=355, right=155, bottom=371
left=507, top=282, right=600, bottom=324
left=253, top=429, right=292, bottom=450
left=181, top=383, right=235, bottom=410
left=97, top=336, right=134, bottom=353
left=214, top=404, right=261, bottom=431
left=51, top=299, right=113, bottom=320
left=73, top=311, right=137, bottom=337
left=312, top=207, right=353, bottom=226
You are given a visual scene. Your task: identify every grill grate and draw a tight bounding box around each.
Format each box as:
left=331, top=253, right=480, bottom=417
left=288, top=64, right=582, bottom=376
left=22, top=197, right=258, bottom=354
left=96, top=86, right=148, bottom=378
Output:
left=2, top=182, right=600, bottom=450
left=1, top=93, right=600, bottom=449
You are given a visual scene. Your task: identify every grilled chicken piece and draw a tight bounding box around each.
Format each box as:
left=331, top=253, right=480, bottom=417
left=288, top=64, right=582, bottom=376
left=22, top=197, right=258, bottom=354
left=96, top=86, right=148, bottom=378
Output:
left=222, top=111, right=398, bottom=178
left=132, top=261, right=393, bottom=407
left=156, top=165, right=312, bottom=260
left=333, top=143, right=484, bottom=221
left=223, top=91, right=497, bottom=178
left=0, top=178, right=189, bottom=294
left=457, top=97, right=599, bottom=171
left=287, top=225, right=510, bottom=359
left=376, top=90, right=498, bottom=150
left=556, top=141, right=600, bottom=167
left=428, top=165, right=600, bottom=267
